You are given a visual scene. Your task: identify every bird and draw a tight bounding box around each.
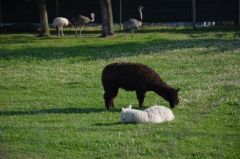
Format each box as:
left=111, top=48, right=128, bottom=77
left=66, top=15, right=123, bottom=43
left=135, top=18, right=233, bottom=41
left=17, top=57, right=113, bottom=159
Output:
left=52, top=17, right=70, bottom=36
left=72, top=13, right=95, bottom=37
left=123, top=6, right=143, bottom=40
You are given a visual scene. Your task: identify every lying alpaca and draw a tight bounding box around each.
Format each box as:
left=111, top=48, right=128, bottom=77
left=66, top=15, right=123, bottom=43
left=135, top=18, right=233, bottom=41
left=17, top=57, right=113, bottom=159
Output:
left=102, top=62, right=180, bottom=109
left=120, top=105, right=175, bottom=124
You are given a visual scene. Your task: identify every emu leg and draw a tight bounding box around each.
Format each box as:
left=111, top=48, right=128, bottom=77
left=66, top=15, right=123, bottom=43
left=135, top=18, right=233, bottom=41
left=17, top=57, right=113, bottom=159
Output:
left=57, top=28, right=60, bottom=36
left=136, top=90, right=146, bottom=108
left=79, top=27, right=82, bottom=37
left=104, top=89, right=118, bottom=109
left=75, top=28, right=78, bottom=37
left=56, top=27, right=59, bottom=36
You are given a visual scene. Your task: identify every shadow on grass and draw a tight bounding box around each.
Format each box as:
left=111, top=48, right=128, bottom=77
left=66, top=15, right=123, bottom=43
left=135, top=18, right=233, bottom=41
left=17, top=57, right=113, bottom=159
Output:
left=0, top=38, right=239, bottom=61
left=139, top=25, right=240, bottom=34
left=51, top=29, right=102, bottom=36
left=93, top=121, right=144, bottom=126
left=52, top=26, right=240, bottom=35
left=0, top=107, right=121, bottom=116
left=93, top=122, right=123, bottom=126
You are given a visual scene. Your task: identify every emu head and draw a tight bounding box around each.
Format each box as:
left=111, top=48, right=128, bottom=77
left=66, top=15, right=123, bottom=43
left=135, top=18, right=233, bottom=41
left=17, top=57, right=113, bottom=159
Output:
left=62, top=18, right=71, bottom=27
left=169, top=88, right=180, bottom=108
left=90, top=13, right=95, bottom=22
left=138, top=6, right=144, bottom=21
left=66, top=19, right=72, bottom=27
left=71, top=17, right=76, bottom=26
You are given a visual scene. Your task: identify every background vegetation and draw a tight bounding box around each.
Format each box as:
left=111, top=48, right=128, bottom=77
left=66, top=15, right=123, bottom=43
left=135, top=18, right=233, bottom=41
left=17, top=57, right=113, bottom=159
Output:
left=0, top=26, right=239, bottom=158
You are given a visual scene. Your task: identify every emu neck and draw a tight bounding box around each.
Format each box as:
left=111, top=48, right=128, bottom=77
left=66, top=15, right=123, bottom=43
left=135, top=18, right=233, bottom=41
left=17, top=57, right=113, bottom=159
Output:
left=139, top=10, right=143, bottom=21
left=91, top=16, right=95, bottom=22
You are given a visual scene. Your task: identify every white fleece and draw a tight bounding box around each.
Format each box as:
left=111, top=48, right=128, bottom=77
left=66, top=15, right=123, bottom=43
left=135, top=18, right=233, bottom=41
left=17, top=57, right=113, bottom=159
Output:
left=120, top=105, right=175, bottom=124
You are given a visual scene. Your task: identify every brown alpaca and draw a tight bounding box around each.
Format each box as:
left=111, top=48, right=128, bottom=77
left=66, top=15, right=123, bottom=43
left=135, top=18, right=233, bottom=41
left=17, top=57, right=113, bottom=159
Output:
left=101, top=62, right=180, bottom=109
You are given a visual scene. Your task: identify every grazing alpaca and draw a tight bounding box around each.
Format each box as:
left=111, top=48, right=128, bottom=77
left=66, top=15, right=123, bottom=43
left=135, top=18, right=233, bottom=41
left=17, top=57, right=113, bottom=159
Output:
left=101, top=62, right=180, bottom=109
left=120, top=105, right=175, bottom=124
left=52, top=17, right=70, bottom=36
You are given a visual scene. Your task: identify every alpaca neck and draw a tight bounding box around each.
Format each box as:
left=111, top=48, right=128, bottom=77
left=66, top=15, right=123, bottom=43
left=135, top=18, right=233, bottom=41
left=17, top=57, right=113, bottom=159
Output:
left=152, top=84, right=172, bottom=102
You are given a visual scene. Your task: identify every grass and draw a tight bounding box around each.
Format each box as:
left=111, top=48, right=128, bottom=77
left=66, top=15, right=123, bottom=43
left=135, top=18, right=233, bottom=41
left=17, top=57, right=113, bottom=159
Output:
left=0, top=26, right=239, bottom=158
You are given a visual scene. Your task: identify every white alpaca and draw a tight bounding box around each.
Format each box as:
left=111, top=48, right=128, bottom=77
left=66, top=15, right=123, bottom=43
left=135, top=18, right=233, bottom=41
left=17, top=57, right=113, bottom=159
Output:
left=52, top=17, right=70, bottom=36
left=120, top=105, right=175, bottom=124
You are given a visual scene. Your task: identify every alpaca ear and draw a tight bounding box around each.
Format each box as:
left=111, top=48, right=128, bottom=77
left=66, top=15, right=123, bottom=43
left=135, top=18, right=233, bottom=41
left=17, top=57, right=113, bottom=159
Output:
left=122, top=108, right=125, bottom=111
left=127, top=105, right=132, bottom=109
left=176, top=88, right=180, bottom=92
left=129, top=105, right=132, bottom=109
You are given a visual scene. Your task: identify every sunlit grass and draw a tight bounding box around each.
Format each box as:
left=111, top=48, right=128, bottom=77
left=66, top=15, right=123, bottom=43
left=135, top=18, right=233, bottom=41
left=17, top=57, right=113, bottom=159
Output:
left=0, top=26, right=239, bottom=158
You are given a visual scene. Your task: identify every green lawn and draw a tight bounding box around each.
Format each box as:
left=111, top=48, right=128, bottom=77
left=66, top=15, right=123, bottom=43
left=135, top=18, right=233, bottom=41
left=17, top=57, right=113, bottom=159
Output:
left=0, top=26, right=239, bottom=159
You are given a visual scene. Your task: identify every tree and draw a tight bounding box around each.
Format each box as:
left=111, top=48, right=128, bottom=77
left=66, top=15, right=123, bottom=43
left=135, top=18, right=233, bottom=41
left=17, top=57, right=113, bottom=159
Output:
left=38, top=0, right=50, bottom=36
left=99, top=0, right=114, bottom=37
left=238, top=0, right=240, bottom=26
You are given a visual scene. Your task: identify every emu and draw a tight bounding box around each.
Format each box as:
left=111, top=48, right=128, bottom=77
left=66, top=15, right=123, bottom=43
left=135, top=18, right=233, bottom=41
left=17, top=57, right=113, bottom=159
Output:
left=123, top=6, right=143, bottom=39
left=72, top=13, right=95, bottom=37
left=52, top=17, right=70, bottom=36
left=101, top=62, right=180, bottom=110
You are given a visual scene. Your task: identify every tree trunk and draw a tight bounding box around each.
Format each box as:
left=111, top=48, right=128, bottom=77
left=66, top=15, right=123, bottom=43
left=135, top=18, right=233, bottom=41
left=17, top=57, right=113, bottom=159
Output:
left=234, top=0, right=240, bottom=26
left=100, top=0, right=114, bottom=37
left=192, top=0, right=196, bottom=29
left=119, top=0, right=122, bottom=30
left=38, top=0, right=50, bottom=36
left=0, top=0, right=2, bottom=25
left=239, top=0, right=240, bottom=26
left=56, top=0, right=59, bottom=17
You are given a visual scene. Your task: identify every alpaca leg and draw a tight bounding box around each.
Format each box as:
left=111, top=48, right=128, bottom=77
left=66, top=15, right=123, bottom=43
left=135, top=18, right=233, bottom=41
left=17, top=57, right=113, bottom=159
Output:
left=104, top=89, right=118, bottom=109
left=104, top=92, right=116, bottom=109
left=131, top=30, right=134, bottom=39
left=136, top=91, right=145, bottom=108
left=104, top=92, right=113, bottom=109
left=61, top=29, right=64, bottom=36
left=104, top=92, right=111, bottom=109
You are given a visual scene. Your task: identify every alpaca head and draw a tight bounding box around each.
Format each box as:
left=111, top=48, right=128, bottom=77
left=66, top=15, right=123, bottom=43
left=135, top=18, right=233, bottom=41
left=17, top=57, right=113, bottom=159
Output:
left=168, top=88, right=180, bottom=108
left=121, top=105, right=133, bottom=122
